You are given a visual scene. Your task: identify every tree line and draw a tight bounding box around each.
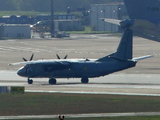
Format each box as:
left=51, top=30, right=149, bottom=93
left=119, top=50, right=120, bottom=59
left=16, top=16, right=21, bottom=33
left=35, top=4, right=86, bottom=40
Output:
left=0, top=0, right=123, bottom=12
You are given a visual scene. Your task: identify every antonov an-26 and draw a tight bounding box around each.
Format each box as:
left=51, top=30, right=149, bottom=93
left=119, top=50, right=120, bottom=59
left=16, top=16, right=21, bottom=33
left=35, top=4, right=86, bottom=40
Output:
left=9, top=20, right=153, bottom=84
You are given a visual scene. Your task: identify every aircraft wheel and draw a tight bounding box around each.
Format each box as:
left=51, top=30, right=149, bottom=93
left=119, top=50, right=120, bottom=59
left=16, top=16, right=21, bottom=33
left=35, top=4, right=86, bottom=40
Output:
left=28, top=78, right=33, bottom=84
left=81, top=77, right=89, bottom=83
left=49, top=78, right=57, bottom=84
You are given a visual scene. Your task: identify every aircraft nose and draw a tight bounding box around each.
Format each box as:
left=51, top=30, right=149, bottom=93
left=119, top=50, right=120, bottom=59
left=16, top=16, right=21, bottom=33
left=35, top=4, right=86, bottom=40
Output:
left=17, top=67, right=26, bottom=76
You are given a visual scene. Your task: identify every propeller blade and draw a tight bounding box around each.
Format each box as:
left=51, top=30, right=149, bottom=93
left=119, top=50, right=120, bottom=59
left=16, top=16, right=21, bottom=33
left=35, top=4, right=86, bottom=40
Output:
left=22, top=57, right=28, bottom=61
left=30, top=54, right=34, bottom=61
left=56, top=54, right=61, bottom=59
left=64, top=55, right=68, bottom=59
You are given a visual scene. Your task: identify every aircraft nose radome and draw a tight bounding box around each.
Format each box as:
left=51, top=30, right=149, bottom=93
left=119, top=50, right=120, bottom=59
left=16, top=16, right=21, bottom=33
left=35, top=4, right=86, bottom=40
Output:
left=17, top=68, right=25, bottom=76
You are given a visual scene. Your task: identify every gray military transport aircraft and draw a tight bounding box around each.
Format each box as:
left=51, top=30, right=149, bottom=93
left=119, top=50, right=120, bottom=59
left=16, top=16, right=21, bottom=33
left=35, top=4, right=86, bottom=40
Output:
left=102, top=0, right=160, bottom=41
left=9, top=20, right=153, bottom=84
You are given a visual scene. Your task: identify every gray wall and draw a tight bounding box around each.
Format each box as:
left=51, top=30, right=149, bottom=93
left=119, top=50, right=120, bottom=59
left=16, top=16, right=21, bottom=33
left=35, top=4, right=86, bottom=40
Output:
left=90, top=4, right=125, bottom=32
left=3, top=24, right=31, bottom=38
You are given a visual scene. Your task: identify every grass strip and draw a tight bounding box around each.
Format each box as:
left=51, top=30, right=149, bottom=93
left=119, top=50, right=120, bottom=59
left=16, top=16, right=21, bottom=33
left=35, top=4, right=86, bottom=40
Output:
left=1, top=93, right=160, bottom=116
left=0, top=11, right=50, bottom=17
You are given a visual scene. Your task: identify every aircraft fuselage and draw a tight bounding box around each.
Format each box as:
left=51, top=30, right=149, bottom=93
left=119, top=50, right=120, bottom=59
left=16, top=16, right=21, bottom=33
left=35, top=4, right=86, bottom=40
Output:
left=17, top=59, right=136, bottom=79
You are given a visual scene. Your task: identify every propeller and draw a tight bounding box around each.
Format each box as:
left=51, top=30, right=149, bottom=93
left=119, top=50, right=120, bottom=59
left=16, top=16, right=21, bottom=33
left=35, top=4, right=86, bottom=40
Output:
left=30, top=54, right=34, bottom=61
left=22, top=54, right=34, bottom=74
left=22, top=53, right=34, bottom=61
left=56, top=54, right=61, bottom=59
left=22, top=57, right=27, bottom=61
left=56, top=54, right=68, bottom=59
left=64, top=55, right=68, bottom=59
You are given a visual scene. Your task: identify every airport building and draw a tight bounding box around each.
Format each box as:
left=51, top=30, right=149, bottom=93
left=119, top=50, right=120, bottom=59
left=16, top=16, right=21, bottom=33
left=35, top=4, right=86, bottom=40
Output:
left=0, top=14, right=77, bottom=25
left=0, top=14, right=81, bottom=31
left=1, top=15, right=32, bottom=24
left=90, top=3, right=127, bottom=32
left=0, top=24, right=31, bottom=38
left=56, top=19, right=83, bottom=31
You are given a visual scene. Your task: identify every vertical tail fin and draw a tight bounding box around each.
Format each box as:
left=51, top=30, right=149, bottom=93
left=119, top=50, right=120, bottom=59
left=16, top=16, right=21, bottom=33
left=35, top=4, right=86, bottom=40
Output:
left=97, top=28, right=133, bottom=62
left=114, top=28, right=133, bottom=60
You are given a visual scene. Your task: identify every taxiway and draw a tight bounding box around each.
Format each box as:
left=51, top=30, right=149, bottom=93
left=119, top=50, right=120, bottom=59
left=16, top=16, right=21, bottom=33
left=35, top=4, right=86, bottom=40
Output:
left=1, top=71, right=160, bottom=96
left=0, top=34, right=160, bottom=96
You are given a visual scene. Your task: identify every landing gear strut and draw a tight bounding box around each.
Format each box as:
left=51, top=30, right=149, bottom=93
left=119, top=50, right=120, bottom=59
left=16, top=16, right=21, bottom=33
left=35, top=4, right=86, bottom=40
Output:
left=49, top=78, right=57, bottom=84
left=28, top=78, right=33, bottom=84
left=81, top=77, right=89, bottom=83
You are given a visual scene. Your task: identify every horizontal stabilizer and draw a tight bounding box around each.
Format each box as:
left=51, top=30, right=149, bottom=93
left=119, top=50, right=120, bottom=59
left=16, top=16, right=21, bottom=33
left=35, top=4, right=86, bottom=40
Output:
left=101, top=18, right=120, bottom=25
left=132, top=55, right=153, bottom=61
left=101, top=18, right=134, bottom=28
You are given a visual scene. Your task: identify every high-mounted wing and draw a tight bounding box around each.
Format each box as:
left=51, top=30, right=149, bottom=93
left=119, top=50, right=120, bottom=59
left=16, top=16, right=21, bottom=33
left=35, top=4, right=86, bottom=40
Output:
left=9, top=60, right=70, bottom=66
left=9, top=60, right=71, bottom=72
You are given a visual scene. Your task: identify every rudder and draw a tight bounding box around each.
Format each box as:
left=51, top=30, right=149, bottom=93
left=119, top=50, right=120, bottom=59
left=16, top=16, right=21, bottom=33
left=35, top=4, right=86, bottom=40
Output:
left=114, top=28, right=133, bottom=60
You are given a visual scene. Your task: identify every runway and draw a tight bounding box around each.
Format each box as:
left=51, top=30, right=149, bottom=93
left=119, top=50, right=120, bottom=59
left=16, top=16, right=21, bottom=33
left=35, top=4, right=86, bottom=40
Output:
left=1, top=112, right=160, bottom=119
left=1, top=71, right=160, bottom=96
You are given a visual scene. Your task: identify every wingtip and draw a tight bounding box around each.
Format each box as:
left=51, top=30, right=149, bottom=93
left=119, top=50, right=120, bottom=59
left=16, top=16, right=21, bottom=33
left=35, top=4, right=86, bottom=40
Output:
left=8, top=63, right=13, bottom=66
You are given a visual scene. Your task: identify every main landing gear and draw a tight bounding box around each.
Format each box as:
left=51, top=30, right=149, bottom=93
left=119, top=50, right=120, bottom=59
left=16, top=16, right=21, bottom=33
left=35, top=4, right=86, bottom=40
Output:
left=28, top=78, right=33, bottom=84
left=27, top=77, right=88, bottom=84
left=81, top=77, right=89, bottom=83
left=49, top=78, right=57, bottom=84
left=27, top=78, right=57, bottom=85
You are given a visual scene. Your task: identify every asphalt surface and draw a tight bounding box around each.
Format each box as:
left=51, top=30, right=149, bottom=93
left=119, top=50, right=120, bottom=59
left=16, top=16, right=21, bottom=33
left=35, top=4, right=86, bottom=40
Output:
left=1, top=34, right=160, bottom=118
left=2, top=33, right=160, bottom=74
left=0, top=34, right=159, bottom=95
left=1, top=112, right=160, bottom=119
left=1, top=71, right=160, bottom=96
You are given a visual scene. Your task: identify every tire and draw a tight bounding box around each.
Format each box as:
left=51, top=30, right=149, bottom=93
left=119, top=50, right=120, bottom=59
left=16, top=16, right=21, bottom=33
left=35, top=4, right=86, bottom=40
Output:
left=28, top=79, right=33, bottom=84
left=81, top=77, right=89, bottom=83
left=49, top=78, right=57, bottom=84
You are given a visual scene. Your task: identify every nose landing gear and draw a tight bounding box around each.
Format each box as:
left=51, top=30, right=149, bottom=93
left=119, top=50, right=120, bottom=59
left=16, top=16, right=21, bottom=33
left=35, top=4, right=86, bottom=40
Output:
left=28, top=78, right=33, bottom=84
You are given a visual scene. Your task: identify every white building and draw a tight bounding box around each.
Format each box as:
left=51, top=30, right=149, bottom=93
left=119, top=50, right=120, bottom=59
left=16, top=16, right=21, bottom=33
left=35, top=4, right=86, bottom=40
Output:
left=0, top=24, right=31, bottom=38
left=90, top=3, right=126, bottom=32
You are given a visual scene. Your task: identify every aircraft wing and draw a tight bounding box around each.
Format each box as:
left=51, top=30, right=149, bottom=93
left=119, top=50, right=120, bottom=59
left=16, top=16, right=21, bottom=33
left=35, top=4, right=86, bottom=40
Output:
left=9, top=62, right=27, bottom=66
left=9, top=60, right=70, bottom=66
left=132, top=55, right=153, bottom=61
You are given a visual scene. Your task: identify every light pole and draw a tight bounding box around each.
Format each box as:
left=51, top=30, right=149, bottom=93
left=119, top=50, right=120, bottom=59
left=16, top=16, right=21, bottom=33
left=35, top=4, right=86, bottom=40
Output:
left=100, top=9, right=105, bottom=31
left=50, top=0, right=54, bottom=37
